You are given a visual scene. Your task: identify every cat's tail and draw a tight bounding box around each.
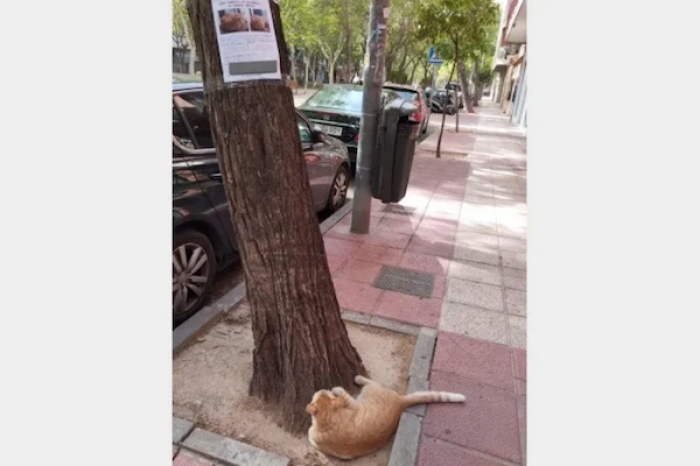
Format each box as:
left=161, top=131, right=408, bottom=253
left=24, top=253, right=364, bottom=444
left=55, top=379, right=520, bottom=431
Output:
left=400, top=391, right=466, bottom=408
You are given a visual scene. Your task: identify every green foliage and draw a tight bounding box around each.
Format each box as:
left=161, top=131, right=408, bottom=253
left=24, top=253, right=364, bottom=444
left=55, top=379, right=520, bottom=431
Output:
left=415, top=0, right=500, bottom=62
left=281, top=0, right=367, bottom=76
left=280, top=0, right=314, bottom=51
left=172, top=0, right=192, bottom=45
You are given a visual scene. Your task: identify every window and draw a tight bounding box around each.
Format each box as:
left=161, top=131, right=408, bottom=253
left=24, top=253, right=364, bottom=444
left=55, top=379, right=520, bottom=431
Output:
left=297, top=115, right=312, bottom=144
left=173, top=106, right=195, bottom=150
left=173, top=92, right=215, bottom=149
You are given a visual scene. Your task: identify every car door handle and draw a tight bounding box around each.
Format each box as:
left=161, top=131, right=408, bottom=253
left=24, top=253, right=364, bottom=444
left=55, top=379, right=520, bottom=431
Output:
left=210, top=173, right=223, bottom=182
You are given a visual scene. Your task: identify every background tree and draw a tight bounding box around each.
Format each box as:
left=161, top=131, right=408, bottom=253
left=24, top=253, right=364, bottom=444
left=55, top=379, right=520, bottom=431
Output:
left=416, top=0, right=500, bottom=157
left=186, top=0, right=366, bottom=434
left=308, top=0, right=346, bottom=84
left=173, top=0, right=197, bottom=75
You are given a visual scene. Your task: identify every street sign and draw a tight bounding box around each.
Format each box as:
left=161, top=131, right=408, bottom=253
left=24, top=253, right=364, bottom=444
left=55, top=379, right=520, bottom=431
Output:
left=428, top=45, right=444, bottom=65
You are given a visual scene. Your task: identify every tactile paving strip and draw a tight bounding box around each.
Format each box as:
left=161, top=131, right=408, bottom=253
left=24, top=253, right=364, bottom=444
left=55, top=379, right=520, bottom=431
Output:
left=372, top=265, right=435, bottom=298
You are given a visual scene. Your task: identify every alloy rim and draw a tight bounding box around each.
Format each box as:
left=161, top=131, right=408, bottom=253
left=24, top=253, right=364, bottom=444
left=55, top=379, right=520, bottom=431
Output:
left=332, top=172, right=348, bottom=206
left=172, top=242, right=209, bottom=316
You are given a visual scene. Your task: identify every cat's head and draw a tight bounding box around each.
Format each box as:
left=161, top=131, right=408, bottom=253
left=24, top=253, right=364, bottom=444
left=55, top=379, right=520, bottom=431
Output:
left=305, top=389, right=341, bottom=418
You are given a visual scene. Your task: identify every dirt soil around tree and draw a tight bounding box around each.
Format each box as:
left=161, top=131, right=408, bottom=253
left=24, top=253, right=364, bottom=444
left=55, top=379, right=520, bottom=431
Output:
left=173, top=301, right=417, bottom=466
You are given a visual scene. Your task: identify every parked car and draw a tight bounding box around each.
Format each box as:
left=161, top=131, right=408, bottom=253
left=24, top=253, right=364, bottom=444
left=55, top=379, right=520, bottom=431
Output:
left=297, top=84, right=402, bottom=166
left=445, top=82, right=464, bottom=108
left=382, top=83, right=431, bottom=134
left=172, top=83, right=352, bottom=323
left=429, top=90, right=457, bottom=115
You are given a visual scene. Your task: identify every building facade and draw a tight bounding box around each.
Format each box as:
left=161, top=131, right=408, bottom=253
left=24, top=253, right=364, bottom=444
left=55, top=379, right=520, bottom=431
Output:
left=491, top=0, right=527, bottom=129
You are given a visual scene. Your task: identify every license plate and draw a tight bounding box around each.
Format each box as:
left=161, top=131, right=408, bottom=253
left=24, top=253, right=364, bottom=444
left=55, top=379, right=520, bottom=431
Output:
left=318, top=124, right=343, bottom=136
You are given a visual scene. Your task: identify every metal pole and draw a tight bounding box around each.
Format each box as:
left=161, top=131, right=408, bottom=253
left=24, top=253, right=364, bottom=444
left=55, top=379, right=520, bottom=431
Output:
left=350, top=0, right=389, bottom=234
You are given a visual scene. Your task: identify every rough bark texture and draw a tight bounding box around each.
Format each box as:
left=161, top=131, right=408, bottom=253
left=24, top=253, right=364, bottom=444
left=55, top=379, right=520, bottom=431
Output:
left=470, top=61, right=480, bottom=107
left=458, top=59, right=475, bottom=114
left=187, top=0, right=367, bottom=434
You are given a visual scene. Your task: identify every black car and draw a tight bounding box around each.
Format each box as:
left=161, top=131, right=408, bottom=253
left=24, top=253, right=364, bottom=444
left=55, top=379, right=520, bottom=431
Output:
left=297, top=84, right=401, bottom=166
left=429, top=90, right=457, bottom=115
left=172, top=83, right=352, bottom=323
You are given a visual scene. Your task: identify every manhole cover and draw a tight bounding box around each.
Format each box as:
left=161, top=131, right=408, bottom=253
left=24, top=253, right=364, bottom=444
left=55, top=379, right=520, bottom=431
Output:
left=372, top=266, right=435, bottom=298
left=381, top=205, right=416, bottom=216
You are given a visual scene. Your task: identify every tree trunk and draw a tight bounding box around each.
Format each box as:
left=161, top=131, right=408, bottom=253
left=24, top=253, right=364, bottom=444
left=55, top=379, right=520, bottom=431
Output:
left=435, top=57, right=456, bottom=158
left=305, top=53, right=310, bottom=90
left=328, top=60, right=336, bottom=84
left=470, top=61, right=480, bottom=107
left=310, top=55, right=317, bottom=85
left=457, top=59, right=475, bottom=113
left=187, top=0, right=366, bottom=435
left=188, top=45, right=197, bottom=75
left=290, top=45, right=297, bottom=83
left=345, top=23, right=353, bottom=83
left=454, top=86, right=459, bottom=133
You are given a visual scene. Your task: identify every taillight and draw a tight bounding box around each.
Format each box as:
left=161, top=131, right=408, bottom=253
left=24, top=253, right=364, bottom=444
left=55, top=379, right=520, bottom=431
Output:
left=354, top=133, right=360, bottom=141
left=411, top=111, right=423, bottom=122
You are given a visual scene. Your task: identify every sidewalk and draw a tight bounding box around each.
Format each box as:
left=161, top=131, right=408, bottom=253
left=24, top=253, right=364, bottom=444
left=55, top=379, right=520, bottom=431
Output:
left=324, top=99, right=527, bottom=466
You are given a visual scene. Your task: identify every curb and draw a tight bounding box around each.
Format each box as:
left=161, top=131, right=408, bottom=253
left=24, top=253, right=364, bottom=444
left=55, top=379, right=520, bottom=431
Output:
left=175, top=424, right=291, bottom=466
left=173, top=200, right=438, bottom=466
left=173, top=201, right=353, bottom=356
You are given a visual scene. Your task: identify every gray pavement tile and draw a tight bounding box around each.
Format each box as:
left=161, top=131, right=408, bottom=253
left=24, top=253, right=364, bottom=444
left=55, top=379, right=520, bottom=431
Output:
left=453, top=243, right=500, bottom=266
left=508, top=315, right=527, bottom=349
left=501, top=251, right=526, bottom=270
left=455, top=230, right=500, bottom=250
left=439, top=301, right=509, bottom=345
left=448, top=260, right=502, bottom=286
left=502, top=266, right=526, bottom=291
left=446, top=277, right=504, bottom=312
left=505, top=288, right=526, bottom=316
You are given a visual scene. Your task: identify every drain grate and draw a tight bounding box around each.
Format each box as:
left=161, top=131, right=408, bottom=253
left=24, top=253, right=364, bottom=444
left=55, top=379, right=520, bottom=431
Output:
left=381, top=205, right=416, bottom=216
left=372, top=266, right=435, bottom=298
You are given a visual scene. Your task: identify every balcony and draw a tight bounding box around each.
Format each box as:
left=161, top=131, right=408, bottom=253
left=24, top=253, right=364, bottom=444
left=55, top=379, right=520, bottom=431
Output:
left=504, top=0, right=527, bottom=44
left=493, top=47, right=509, bottom=71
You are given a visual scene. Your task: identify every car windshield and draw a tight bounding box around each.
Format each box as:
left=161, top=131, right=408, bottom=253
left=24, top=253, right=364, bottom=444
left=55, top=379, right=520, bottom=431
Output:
left=305, top=87, right=364, bottom=112
left=386, top=88, right=419, bottom=102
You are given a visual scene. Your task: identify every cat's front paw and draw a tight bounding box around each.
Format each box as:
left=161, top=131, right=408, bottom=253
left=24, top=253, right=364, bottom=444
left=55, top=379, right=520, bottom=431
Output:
left=354, top=375, right=371, bottom=386
left=331, top=386, right=346, bottom=396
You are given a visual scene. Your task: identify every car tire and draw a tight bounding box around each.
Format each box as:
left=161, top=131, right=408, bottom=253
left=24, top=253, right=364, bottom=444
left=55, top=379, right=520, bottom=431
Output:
left=173, top=229, right=217, bottom=324
left=326, top=165, right=350, bottom=213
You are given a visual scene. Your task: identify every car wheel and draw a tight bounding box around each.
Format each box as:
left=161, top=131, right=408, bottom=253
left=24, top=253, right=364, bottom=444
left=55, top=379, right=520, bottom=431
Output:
left=327, top=165, right=350, bottom=212
left=173, top=229, right=217, bottom=323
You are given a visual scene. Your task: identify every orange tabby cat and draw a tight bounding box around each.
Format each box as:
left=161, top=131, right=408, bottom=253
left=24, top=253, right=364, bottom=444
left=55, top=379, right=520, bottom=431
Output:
left=306, top=375, right=465, bottom=460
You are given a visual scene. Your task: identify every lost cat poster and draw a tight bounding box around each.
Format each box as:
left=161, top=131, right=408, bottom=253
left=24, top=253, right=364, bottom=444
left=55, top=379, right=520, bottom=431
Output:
left=210, top=0, right=281, bottom=83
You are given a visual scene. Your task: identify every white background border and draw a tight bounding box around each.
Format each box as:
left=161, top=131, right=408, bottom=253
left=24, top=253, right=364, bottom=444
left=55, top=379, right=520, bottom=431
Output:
left=1, top=0, right=699, bottom=465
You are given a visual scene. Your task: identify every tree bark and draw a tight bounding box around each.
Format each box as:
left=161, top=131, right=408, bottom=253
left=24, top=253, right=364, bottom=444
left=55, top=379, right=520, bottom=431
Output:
left=188, top=45, right=197, bottom=75
left=457, top=59, right=475, bottom=113
left=328, top=60, right=336, bottom=84
left=187, top=0, right=366, bottom=435
left=470, top=61, right=480, bottom=107
left=304, top=53, right=310, bottom=90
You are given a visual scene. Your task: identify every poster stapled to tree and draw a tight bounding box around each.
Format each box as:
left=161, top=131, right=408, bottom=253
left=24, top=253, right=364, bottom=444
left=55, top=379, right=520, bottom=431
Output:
left=210, top=0, right=281, bottom=82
